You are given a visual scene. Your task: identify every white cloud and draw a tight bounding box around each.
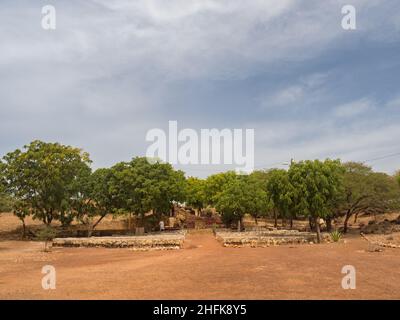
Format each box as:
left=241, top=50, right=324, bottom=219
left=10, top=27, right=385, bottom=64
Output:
left=386, top=96, right=400, bottom=109
left=259, top=73, right=328, bottom=109
left=0, top=0, right=399, bottom=175
left=252, top=117, right=400, bottom=174
left=333, top=98, right=374, bottom=118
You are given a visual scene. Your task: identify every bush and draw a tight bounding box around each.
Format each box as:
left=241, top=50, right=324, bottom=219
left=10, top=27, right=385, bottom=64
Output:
left=221, top=211, right=239, bottom=228
left=330, top=230, right=342, bottom=242
left=35, top=226, right=58, bottom=252
left=204, top=208, right=213, bottom=218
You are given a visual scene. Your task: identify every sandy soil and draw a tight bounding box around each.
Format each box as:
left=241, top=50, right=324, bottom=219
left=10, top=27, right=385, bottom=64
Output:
left=0, top=231, right=399, bottom=299
left=1, top=213, right=399, bottom=299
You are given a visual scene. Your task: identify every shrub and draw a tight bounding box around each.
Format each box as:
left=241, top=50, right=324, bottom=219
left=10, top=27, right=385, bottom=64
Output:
left=330, top=230, right=342, bottom=242
left=36, top=226, right=58, bottom=252
left=221, top=211, right=238, bottom=228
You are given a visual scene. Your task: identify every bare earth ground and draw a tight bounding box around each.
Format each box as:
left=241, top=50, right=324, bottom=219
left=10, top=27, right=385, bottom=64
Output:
left=0, top=213, right=400, bottom=299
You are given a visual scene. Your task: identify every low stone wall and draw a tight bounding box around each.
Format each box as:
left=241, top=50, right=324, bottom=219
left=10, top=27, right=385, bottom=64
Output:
left=52, top=233, right=185, bottom=250
left=215, top=229, right=330, bottom=247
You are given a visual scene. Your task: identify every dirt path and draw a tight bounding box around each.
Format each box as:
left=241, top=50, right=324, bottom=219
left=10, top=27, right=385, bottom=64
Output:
left=0, top=230, right=400, bottom=299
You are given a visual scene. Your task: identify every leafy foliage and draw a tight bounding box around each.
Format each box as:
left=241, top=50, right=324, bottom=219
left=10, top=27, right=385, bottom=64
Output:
left=185, top=177, right=206, bottom=213
left=336, top=162, right=400, bottom=232
left=1, top=140, right=400, bottom=241
left=288, top=159, right=344, bottom=242
left=106, top=157, right=186, bottom=225
left=2, top=140, right=91, bottom=225
left=266, top=169, right=295, bottom=226
left=214, top=173, right=269, bottom=229
left=330, top=230, right=342, bottom=242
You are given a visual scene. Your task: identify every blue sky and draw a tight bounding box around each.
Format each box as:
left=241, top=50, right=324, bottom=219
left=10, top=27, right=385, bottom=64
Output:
left=1, top=0, right=400, bottom=177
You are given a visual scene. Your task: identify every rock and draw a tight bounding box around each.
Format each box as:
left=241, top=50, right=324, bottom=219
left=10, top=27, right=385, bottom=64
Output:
left=367, top=243, right=384, bottom=252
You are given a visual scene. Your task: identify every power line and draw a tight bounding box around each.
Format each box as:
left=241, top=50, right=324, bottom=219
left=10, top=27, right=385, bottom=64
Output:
left=171, top=150, right=400, bottom=174
left=363, top=152, right=400, bottom=163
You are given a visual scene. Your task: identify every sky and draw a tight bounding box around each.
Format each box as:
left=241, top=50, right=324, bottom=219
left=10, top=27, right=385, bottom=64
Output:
left=0, top=0, right=400, bottom=177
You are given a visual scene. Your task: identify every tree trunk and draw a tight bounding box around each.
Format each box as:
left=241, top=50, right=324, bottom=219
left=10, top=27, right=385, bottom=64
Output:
left=237, top=216, right=243, bottom=232
left=290, top=218, right=293, bottom=230
left=343, top=210, right=351, bottom=234
left=92, top=214, right=106, bottom=230
left=354, top=212, right=359, bottom=223
left=87, top=227, right=93, bottom=237
left=128, top=213, right=132, bottom=231
left=20, top=218, right=26, bottom=239
left=314, top=217, right=321, bottom=243
left=309, top=216, right=315, bottom=231
left=326, top=216, right=332, bottom=232
left=273, top=209, right=277, bottom=227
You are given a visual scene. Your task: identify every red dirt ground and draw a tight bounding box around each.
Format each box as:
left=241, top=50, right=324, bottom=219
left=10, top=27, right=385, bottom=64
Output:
left=1, top=213, right=400, bottom=299
left=0, top=230, right=399, bottom=299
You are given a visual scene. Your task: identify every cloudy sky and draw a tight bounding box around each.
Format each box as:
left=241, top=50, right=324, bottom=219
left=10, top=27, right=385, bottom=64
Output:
left=1, top=0, right=399, bottom=177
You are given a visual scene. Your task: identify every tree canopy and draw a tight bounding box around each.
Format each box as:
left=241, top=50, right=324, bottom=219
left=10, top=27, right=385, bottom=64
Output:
left=337, top=162, right=400, bottom=232
left=288, top=159, right=344, bottom=242
left=185, top=177, right=207, bottom=214
left=1, top=140, right=91, bottom=225
left=1, top=140, right=400, bottom=241
left=214, top=173, right=269, bottom=230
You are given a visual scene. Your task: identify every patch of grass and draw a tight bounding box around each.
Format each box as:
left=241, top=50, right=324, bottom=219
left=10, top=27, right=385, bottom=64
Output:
left=330, top=230, right=342, bottom=242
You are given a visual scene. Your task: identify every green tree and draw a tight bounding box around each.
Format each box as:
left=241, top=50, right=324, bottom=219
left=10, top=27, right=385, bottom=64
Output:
left=214, top=174, right=268, bottom=231
left=185, top=177, right=206, bottom=215
left=36, top=225, right=57, bottom=252
left=0, top=162, right=13, bottom=212
left=0, top=193, right=14, bottom=213
left=288, top=159, right=344, bottom=243
left=245, top=174, right=270, bottom=225
left=204, top=171, right=237, bottom=207
left=107, top=157, right=186, bottom=230
left=2, top=140, right=92, bottom=226
left=73, top=168, right=117, bottom=236
left=266, top=169, right=295, bottom=228
left=338, top=162, right=400, bottom=233
left=214, top=174, right=247, bottom=231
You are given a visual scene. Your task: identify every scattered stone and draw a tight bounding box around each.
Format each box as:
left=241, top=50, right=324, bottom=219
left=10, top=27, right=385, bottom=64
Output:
left=367, top=243, right=384, bottom=252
